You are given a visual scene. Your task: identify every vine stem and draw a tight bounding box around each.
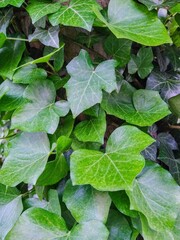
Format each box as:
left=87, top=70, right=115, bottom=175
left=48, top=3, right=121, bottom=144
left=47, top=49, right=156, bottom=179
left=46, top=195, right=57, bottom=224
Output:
left=6, top=37, right=29, bottom=42
left=169, top=124, right=180, bottom=130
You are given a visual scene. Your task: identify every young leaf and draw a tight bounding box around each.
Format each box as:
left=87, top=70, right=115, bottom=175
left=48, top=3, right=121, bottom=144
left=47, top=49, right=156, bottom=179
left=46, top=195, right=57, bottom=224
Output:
left=0, top=184, right=23, bottom=239
left=74, top=108, right=106, bottom=144
left=70, top=125, right=154, bottom=191
left=0, top=132, right=50, bottom=186
left=101, top=81, right=170, bottom=127
left=11, top=80, right=69, bottom=134
left=28, top=26, right=60, bottom=48
left=146, top=70, right=180, bottom=101
left=128, top=47, right=154, bottom=79
left=106, top=210, right=132, bottom=240
left=26, top=0, right=61, bottom=24
left=126, top=162, right=180, bottom=233
left=65, top=50, right=117, bottom=117
left=63, top=180, right=111, bottom=223
left=49, top=0, right=100, bottom=31
left=94, top=0, right=172, bottom=46
left=104, top=34, right=132, bottom=67
left=37, top=136, right=71, bottom=186
left=0, top=80, right=25, bottom=112
left=6, top=208, right=68, bottom=240
left=0, top=40, right=25, bottom=79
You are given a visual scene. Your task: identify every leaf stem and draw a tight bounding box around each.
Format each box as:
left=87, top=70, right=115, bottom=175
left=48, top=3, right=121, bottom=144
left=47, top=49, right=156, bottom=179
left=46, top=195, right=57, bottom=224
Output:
left=169, top=124, right=180, bottom=130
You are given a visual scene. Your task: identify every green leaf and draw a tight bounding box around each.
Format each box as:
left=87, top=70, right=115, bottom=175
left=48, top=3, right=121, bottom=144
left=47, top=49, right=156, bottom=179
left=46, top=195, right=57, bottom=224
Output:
left=128, top=47, right=154, bottom=79
left=146, top=70, right=180, bottom=101
left=94, top=0, right=172, bottom=46
left=26, top=0, right=61, bottom=24
left=67, top=220, right=109, bottom=240
left=169, top=94, right=180, bottom=117
left=101, top=81, right=170, bottom=127
left=63, top=180, right=111, bottom=223
left=0, top=184, right=23, bottom=239
left=110, top=191, right=138, bottom=218
left=0, top=32, right=6, bottom=47
left=5, top=208, right=68, bottom=240
left=13, top=58, right=47, bottom=84
left=37, top=136, right=71, bottom=186
left=70, top=125, right=154, bottom=191
left=0, top=40, right=25, bottom=79
left=57, top=114, right=75, bottom=137
left=74, top=108, right=106, bottom=144
left=165, top=46, right=180, bottom=72
left=0, top=0, right=24, bottom=8
left=126, top=162, right=180, bottom=233
left=0, top=80, right=25, bottom=112
left=11, top=79, right=69, bottom=134
left=49, top=0, right=100, bottom=31
left=28, top=26, right=60, bottom=48
left=48, top=189, right=61, bottom=216
left=65, top=50, right=117, bottom=117
left=104, top=34, right=132, bottom=67
left=0, top=8, right=13, bottom=34
left=0, top=132, right=50, bottom=186
left=106, top=210, right=132, bottom=240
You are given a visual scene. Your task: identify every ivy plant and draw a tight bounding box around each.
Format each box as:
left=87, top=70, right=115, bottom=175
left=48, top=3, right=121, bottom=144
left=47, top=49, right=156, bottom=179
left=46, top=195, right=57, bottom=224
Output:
left=0, top=0, right=180, bottom=239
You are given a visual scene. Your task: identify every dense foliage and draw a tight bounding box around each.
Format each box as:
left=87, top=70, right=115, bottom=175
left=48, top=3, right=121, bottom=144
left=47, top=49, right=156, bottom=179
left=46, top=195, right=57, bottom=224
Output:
left=0, top=0, right=180, bottom=239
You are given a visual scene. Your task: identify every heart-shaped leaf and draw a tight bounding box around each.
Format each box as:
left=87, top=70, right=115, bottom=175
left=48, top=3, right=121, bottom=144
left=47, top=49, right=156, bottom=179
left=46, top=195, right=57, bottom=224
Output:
left=70, top=125, right=154, bottom=191
left=0, top=132, right=50, bottom=186
left=65, top=50, right=117, bottom=117
left=11, top=79, right=69, bottom=134
left=101, top=81, right=170, bottom=126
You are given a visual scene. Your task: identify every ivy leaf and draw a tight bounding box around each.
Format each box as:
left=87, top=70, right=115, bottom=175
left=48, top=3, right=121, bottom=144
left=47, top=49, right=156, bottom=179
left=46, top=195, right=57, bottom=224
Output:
left=48, top=189, right=61, bottom=216
left=106, top=210, right=132, bottom=240
left=74, top=108, right=106, bottom=144
left=0, top=132, right=50, bottom=186
left=169, top=94, right=180, bottom=117
left=138, top=0, right=177, bottom=10
left=49, top=0, right=100, bottom=31
left=0, top=184, right=23, bottom=239
left=28, top=26, right=60, bottom=48
left=26, top=0, right=61, bottom=24
left=0, top=40, right=25, bottom=79
left=128, top=47, right=154, bottom=79
left=94, top=0, right=172, bottom=46
left=0, top=32, right=6, bottom=47
left=13, top=63, right=47, bottom=84
left=126, top=162, right=180, bottom=233
left=146, top=70, right=180, bottom=101
left=63, top=180, right=111, bottom=223
left=67, top=220, right=109, bottom=240
left=37, top=136, right=71, bottom=186
left=6, top=208, right=68, bottom=240
left=104, top=34, right=132, bottom=67
left=101, top=81, right=170, bottom=127
left=165, top=46, right=180, bottom=71
left=0, top=8, right=13, bottom=34
left=65, top=50, right=117, bottom=117
left=109, top=191, right=138, bottom=218
left=0, top=0, right=24, bottom=8
left=0, top=80, right=25, bottom=112
left=70, top=125, right=154, bottom=191
left=11, top=80, right=69, bottom=134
